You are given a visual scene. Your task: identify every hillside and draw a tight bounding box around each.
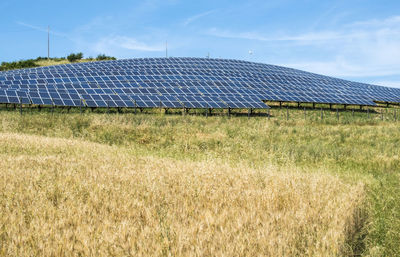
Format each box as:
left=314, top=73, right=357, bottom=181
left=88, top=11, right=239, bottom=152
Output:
left=35, top=58, right=95, bottom=67
left=0, top=109, right=399, bottom=256
left=0, top=54, right=115, bottom=71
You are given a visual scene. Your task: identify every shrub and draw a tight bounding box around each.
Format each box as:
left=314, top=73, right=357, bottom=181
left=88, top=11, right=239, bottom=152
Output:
left=35, top=56, right=67, bottom=61
left=67, top=53, right=84, bottom=62
left=0, top=59, right=39, bottom=71
left=96, top=54, right=116, bottom=61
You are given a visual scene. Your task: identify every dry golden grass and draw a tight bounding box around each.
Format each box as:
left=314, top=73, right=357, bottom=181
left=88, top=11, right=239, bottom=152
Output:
left=35, top=59, right=94, bottom=67
left=0, top=132, right=365, bottom=256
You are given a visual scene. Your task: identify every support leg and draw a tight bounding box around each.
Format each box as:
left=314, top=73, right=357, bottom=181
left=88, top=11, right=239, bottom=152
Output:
left=286, top=106, right=289, bottom=121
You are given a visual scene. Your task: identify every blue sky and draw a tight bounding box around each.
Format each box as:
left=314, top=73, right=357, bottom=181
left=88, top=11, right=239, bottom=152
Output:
left=1, top=0, right=400, bottom=87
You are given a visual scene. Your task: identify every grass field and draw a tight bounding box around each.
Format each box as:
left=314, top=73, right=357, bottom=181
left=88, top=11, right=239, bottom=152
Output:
left=34, top=59, right=95, bottom=67
left=0, top=107, right=399, bottom=256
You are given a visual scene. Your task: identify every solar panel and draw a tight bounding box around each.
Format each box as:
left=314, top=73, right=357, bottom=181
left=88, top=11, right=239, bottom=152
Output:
left=1, top=57, right=400, bottom=110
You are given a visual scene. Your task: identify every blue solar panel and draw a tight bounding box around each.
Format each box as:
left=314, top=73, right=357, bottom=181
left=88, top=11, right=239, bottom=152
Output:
left=2, top=57, right=400, bottom=110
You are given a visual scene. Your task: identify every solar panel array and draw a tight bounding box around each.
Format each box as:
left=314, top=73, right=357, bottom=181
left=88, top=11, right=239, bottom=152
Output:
left=1, top=57, right=400, bottom=109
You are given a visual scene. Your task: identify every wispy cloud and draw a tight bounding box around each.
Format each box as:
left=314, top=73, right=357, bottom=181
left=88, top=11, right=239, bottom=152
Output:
left=207, top=15, right=400, bottom=84
left=16, top=21, right=68, bottom=38
left=207, top=28, right=346, bottom=42
left=373, top=80, right=400, bottom=88
left=280, top=59, right=400, bottom=78
left=349, top=15, right=400, bottom=28
left=206, top=15, right=400, bottom=45
left=183, top=10, right=216, bottom=26
left=94, top=35, right=165, bottom=53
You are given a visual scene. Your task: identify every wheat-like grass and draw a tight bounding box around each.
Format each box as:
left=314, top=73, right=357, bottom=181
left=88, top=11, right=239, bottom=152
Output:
left=0, top=133, right=365, bottom=256
left=34, top=59, right=93, bottom=67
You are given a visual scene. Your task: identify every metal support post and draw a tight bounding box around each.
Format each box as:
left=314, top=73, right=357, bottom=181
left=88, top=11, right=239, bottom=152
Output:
left=336, top=108, right=339, bottom=121
left=286, top=106, right=289, bottom=121
left=268, top=109, right=270, bottom=120
left=19, top=97, right=22, bottom=115
left=321, top=108, right=323, bottom=120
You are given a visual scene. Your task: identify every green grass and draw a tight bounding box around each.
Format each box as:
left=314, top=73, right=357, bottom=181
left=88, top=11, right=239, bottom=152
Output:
left=0, top=107, right=399, bottom=256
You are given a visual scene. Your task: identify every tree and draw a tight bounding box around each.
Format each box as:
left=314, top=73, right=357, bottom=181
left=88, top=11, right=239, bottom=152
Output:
left=67, top=52, right=84, bottom=62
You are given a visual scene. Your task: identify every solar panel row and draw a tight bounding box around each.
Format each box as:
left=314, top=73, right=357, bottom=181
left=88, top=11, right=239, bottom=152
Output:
left=0, top=57, right=399, bottom=109
left=0, top=90, right=267, bottom=109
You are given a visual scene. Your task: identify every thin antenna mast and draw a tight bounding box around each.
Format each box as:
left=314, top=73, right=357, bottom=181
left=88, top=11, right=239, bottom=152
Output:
left=47, top=26, right=50, bottom=60
left=165, top=40, right=168, bottom=58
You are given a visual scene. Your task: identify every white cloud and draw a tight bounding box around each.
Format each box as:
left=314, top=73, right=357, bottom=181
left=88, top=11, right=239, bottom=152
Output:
left=93, top=36, right=164, bottom=53
left=183, top=10, right=216, bottom=26
left=372, top=81, right=400, bottom=89
left=16, top=21, right=68, bottom=38
left=207, top=28, right=345, bottom=42
left=349, top=15, right=400, bottom=28
left=207, top=16, right=400, bottom=82
left=207, top=24, right=400, bottom=44
left=280, top=59, right=400, bottom=78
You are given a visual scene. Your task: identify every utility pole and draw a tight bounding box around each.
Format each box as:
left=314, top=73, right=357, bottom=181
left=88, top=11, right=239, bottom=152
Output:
left=165, top=41, right=168, bottom=58
left=47, top=26, right=50, bottom=60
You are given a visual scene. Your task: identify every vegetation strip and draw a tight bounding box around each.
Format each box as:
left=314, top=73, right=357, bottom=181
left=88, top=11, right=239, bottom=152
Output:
left=0, top=109, right=399, bottom=256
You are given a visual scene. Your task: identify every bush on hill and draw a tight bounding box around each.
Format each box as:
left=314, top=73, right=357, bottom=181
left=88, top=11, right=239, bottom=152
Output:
left=67, top=52, right=84, bottom=62
left=96, top=54, right=116, bottom=61
left=35, top=56, right=66, bottom=62
left=0, top=59, right=38, bottom=71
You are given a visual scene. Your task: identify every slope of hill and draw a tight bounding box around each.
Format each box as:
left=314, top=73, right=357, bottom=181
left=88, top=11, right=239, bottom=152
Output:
left=0, top=54, right=116, bottom=71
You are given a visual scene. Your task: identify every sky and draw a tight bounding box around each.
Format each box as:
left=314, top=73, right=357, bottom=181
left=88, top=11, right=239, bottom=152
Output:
left=1, top=0, right=400, bottom=87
